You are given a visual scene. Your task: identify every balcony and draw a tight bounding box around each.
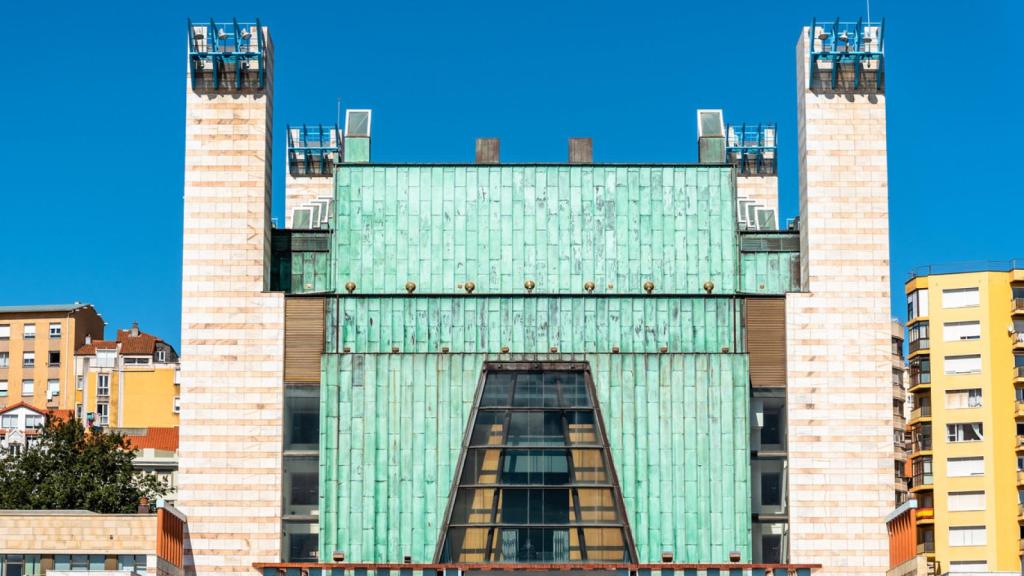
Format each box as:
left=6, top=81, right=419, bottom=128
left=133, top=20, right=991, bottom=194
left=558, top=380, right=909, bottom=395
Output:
left=916, top=507, right=934, bottom=523
left=910, top=405, right=931, bottom=421
left=909, top=338, right=930, bottom=354
left=909, top=372, right=931, bottom=391
left=1015, top=333, right=1024, bottom=349
left=1017, top=402, right=1024, bottom=418
left=1016, top=366, right=1024, bottom=381
left=893, top=382, right=906, bottom=401
left=916, top=541, right=935, bottom=554
left=1017, top=436, right=1024, bottom=451
left=1019, top=503, right=1024, bottom=521
left=1018, top=471, right=1024, bottom=486
left=1013, top=298, right=1024, bottom=315
left=912, top=472, right=934, bottom=488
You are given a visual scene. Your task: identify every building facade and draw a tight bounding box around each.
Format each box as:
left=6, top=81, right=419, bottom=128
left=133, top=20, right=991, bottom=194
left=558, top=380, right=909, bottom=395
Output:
left=0, top=504, right=185, bottom=576
left=895, top=320, right=910, bottom=506
left=74, top=323, right=180, bottom=429
left=0, top=304, right=104, bottom=412
left=178, top=18, right=893, bottom=576
left=888, top=264, right=1024, bottom=576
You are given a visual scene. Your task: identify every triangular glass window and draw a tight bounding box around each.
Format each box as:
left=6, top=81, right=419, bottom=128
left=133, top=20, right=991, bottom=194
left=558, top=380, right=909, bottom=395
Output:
left=437, top=363, right=636, bottom=563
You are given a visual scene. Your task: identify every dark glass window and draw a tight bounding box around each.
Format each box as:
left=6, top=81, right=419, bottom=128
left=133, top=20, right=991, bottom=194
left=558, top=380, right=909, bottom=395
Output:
left=761, top=473, right=782, bottom=506
left=762, top=535, right=782, bottom=563
left=761, top=411, right=781, bottom=446
left=440, top=366, right=634, bottom=563
left=285, top=388, right=319, bottom=450
left=288, top=533, right=318, bottom=561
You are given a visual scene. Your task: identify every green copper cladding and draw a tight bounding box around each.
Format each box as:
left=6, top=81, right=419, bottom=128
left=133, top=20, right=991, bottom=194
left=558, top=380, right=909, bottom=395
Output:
left=319, top=163, right=755, bottom=564
left=320, top=352, right=750, bottom=563
left=332, top=165, right=737, bottom=295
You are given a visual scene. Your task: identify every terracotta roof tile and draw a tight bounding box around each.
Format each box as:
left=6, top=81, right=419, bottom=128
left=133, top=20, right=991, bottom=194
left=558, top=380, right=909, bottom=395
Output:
left=0, top=402, right=47, bottom=416
left=123, top=427, right=179, bottom=451
left=117, top=329, right=159, bottom=356
left=75, top=340, right=117, bottom=356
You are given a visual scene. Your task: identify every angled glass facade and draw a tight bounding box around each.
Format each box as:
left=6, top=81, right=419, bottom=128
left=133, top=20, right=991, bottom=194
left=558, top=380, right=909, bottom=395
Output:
left=439, top=365, right=634, bottom=563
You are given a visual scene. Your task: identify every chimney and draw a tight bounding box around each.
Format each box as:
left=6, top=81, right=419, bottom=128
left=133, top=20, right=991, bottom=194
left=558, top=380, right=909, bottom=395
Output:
left=568, top=138, right=593, bottom=164
left=475, top=138, right=500, bottom=164
left=131, top=321, right=139, bottom=337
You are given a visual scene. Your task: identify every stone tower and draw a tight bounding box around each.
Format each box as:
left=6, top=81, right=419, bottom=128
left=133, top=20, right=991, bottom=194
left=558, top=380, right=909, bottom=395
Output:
left=179, top=20, right=285, bottom=574
left=787, top=20, right=892, bottom=576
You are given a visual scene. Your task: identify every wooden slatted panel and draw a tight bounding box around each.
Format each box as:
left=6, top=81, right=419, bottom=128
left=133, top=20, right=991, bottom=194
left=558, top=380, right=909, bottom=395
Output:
left=746, top=298, right=786, bottom=387
left=284, top=297, right=325, bottom=383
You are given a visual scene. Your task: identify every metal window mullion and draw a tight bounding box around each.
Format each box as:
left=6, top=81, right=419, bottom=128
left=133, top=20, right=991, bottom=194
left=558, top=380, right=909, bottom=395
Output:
left=554, top=377, right=588, bottom=561
left=484, top=375, right=517, bottom=562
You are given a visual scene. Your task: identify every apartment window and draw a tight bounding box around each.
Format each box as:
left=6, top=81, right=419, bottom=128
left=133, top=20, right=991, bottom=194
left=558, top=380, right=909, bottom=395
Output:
left=948, top=491, right=985, bottom=512
left=22, top=352, right=34, bottom=368
left=949, top=526, right=986, bottom=547
left=943, top=287, right=980, bottom=309
left=949, top=456, right=985, bottom=477
left=0, top=381, right=7, bottom=397
left=95, top=349, right=115, bottom=369
left=1017, top=387, right=1024, bottom=403
left=156, top=349, right=167, bottom=363
left=173, top=396, right=180, bottom=414
left=47, top=379, right=59, bottom=398
left=944, top=321, right=981, bottom=341
left=24, top=415, right=43, bottom=429
left=912, top=457, right=933, bottom=486
left=22, top=324, right=35, bottom=339
left=49, top=323, right=61, bottom=338
left=76, top=376, right=84, bottom=390
left=911, top=424, right=932, bottom=452
left=908, top=323, right=929, bottom=352
left=96, top=374, right=110, bottom=397
left=2, top=555, right=27, bottom=576
left=75, top=404, right=82, bottom=420
left=96, top=403, right=109, bottom=426
left=0, top=352, right=7, bottom=368
left=285, top=387, right=320, bottom=451
left=910, top=358, right=931, bottom=385
left=945, top=355, right=981, bottom=375
left=761, top=472, right=782, bottom=506
left=947, top=423, right=983, bottom=442
left=948, top=561, right=986, bottom=573
left=908, top=289, right=930, bottom=319
left=124, top=357, right=151, bottom=366
left=21, top=379, right=33, bottom=396
left=48, top=351, right=60, bottom=366
left=946, top=389, right=982, bottom=409
left=0, top=325, right=8, bottom=339
left=1, top=415, right=16, bottom=428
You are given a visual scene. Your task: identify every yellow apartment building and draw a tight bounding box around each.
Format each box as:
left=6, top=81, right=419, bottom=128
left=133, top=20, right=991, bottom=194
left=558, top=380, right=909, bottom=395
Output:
left=74, top=322, right=179, bottom=428
left=0, top=304, right=104, bottom=412
left=896, top=263, right=1024, bottom=575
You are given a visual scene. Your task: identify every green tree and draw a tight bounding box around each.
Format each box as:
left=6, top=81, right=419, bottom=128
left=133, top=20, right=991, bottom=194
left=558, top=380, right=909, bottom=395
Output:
left=0, top=415, right=167, bottom=513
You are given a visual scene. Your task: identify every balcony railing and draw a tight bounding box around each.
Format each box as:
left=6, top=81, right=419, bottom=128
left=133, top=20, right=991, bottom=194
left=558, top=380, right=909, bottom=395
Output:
left=1017, top=402, right=1024, bottom=418
left=909, top=338, right=930, bottom=353
left=913, top=472, right=933, bottom=487
left=916, top=541, right=935, bottom=554
left=1012, top=298, right=1024, bottom=313
left=1017, top=366, right=1024, bottom=379
left=1017, top=435, right=1024, bottom=449
left=911, top=405, right=931, bottom=420
left=910, top=372, right=931, bottom=387
left=1016, top=333, right=1024, bottom=346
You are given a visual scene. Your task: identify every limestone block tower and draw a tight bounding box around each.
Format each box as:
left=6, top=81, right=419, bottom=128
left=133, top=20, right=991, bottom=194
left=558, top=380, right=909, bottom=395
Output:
left=786, top=20, right=892, bottom=575
left=180, top=20, right=285, bottom=574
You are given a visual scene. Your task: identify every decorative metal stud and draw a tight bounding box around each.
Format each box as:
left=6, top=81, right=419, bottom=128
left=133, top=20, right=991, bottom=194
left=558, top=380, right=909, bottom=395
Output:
left=342, top=346, right=351, bottom=353
left=345, top=281, right=356, bottom=294
left=464, top=281, right=476, bottom=294
left=441, top=346, right=450, bottom=353
left=524, top=279, right=536, bottom=293
left=550, top=346, right=558, bottom=353
left=501, top=346, right=510, bottom=353
left=391, top=346, right=400, bottom=353
left=405, top=281, right=416, bottom=294
left=611, top=346, right=620, bottom=354
left=703, top=280, right=715, bottom=294
left=643, top=280, right=655, bottom=294
left=584, top=281, right=595, bottom=294
left=659, top=346, right=668, bottom=353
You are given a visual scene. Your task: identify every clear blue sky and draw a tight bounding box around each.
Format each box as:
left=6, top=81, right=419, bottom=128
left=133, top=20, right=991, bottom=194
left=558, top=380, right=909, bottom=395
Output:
left=1, top=1, right=1018, bottom=349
